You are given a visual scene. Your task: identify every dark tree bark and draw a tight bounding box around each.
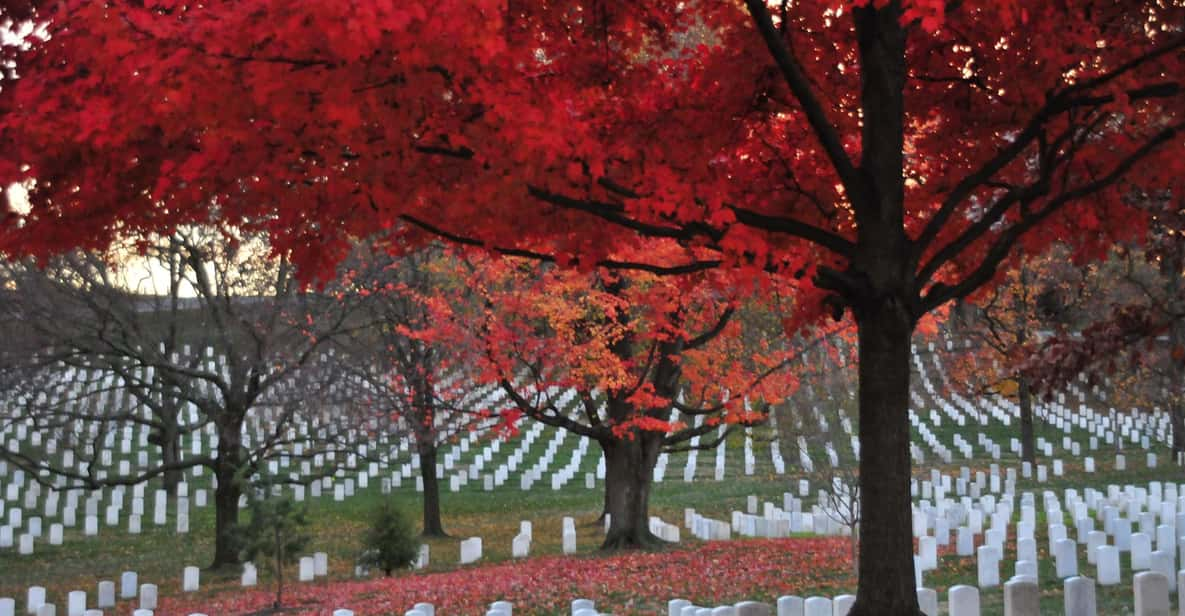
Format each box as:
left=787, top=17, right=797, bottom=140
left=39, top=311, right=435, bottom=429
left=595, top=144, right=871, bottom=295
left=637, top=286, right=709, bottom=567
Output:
left=1169, top=403, right=1185, bottom=464
left=1018, top=375, right=1036, bottom=464
left=211, top=420, right=246, bottom=569
left=417, top=439, right=448, bottom=537
left=1168, top=261, right=1185, bottom=463
left=154, top=425, right=183, bottom=496
left=843, top=4, right=921, bottom=612
left=851, top=299, right=920, bottom=616
left=599, top=432, right=665, bottom=549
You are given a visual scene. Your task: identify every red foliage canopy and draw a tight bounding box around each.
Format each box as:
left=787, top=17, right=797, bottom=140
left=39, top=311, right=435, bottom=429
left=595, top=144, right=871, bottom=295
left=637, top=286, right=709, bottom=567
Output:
left=1, top=1, right=1180, bottom=327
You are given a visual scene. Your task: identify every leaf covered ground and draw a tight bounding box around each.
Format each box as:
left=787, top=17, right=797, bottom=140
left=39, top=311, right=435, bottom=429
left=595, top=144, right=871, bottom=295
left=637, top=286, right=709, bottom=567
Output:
left=162, top=536, right=854, bottom=615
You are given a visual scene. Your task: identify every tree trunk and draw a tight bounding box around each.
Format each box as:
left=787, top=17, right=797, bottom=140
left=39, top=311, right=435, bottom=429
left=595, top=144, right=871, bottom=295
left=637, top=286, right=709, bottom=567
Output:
left=1018, top=375, right=1036, bottom=464
left=850, top=529, right=859, bottom=577
left=1170, top=402, right=1185, bottom=464
left=850, top=304, right=921, bottom=616
left=210, top=422, right=245, bottom=569
left=161, top=429, right=182, bottom=496
left=148, top=422, right=183, bottom=496
left=418, top=440, right=448, bottom=537
left=274, top=526, right=284, bottom=609
left=600, top=432, right=664, bottom=550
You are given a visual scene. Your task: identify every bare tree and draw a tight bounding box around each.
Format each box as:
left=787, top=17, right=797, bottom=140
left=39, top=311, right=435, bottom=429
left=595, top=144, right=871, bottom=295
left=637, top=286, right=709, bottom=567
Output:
left=0, top=228, right=371, bottom=568
left=775, top=334, right=861, bottom=573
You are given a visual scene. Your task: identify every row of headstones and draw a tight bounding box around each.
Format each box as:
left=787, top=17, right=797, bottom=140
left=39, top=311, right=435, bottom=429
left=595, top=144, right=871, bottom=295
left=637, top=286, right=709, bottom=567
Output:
left=924, top=338, right=1172, bottom=454
left=0, top=487, right=208, bottom=556
left=27, top=331, right=1142, bottom=485
left=919, top=341, right=1147, bottom=448
left=913, top=482, right=1176, bottom=583
left=897, top=345, right=1127, bottom=468
left=11, top=352, right=952, bottom=517
left=709, top=574, right=1177, bottom=616
left=0, top=363, right=498, bottom=501
left=1, top=547, right=343, bottom=616
left=3, top=573, right=160, bottom=616
left=1, top=370, right=362, bottom=480
left=931, top=337, right=1182, bottom=457
left=5, top=574, right=1179, bottom=616
left=404, top=599, right=773, bottom=616
left=911, top=475, right=1185, bottom=548
left=905, top=478, right=1185, bottom=613
left=968, top=518, right=1185, bottom=589
left=4, top=348, right=1110, bottom=537
left=449, top=513, right=684, bottom=566
left=391, top=572, right=1185, bottom=616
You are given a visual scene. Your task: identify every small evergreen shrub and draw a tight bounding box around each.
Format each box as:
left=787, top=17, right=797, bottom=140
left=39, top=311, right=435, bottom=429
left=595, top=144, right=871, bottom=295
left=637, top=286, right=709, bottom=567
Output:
left=235, top=493, right=311, bottom=608
left=359, top=503, right=418, bottom=575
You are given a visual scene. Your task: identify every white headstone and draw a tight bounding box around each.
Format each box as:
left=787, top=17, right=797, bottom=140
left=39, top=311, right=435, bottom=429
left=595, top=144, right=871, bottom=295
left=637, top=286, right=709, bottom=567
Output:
left=27, top=586, right=46, bottom=614
left=242, top=562, right=257, bottom=587
left=138, top=584, right=157, bottom=610
left=1003, top=578, right=1038, bottom=615
left=182, top=566, right=199, bottom=592
left=734, top=601, right=771, bottom=616
left=460, top=537, right=482, bottom=564
left=1096, top=545, right=1120, bottom=585
left=916, top=588, right=937, bottom=616
left=956, top=527, right=974, bottom=556
left=802, top=597, right=830, bottom=616
left=1055, top=538, right=1078, bottom=578
left=919, top=536, right=937, bottom=570
left=120, top=572, right=137, bottom=599
left=96, top=582, right=114, bottom=608
left=1132, top=533, right=1152, bottom=570
left=66, top=592, right=84, bottom=616
left=562, top=530, right=577, bottom=554
left=949, top=586, right=980, bottom=616
left=776, top=596, right=803, bottom=616
left=512, top=533, right=530, bottom=558
left=1149, top=551, right=1175, bottom=591
left=977, top=545, right=1000, bottom=587
left=1064, top=575, right=1096, bottom=616
left=670, top=599, right=693, bottom=616
left=1133, top=571, right=1170, bottom=616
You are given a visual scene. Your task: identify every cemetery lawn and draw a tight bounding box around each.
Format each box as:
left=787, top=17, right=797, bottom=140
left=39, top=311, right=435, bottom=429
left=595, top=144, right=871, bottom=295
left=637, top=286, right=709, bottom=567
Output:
left=3, top=456, right=1182, bottom=615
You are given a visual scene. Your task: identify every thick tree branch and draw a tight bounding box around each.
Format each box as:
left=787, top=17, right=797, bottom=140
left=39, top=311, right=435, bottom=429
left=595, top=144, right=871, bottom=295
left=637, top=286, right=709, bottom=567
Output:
left=743, top=0, right=862, bottom=198
left=498, top=378, right=602, bottom=439
left=921, top=122, right=1182, bottom=312
left=914, top=35, right=1183, bottom=261
left=728, top=204, right=856, bottom=257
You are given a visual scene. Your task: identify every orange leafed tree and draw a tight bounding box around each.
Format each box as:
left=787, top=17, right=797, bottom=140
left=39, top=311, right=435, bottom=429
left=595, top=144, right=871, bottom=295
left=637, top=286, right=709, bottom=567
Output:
left=458, top=251, right=799, bottom=548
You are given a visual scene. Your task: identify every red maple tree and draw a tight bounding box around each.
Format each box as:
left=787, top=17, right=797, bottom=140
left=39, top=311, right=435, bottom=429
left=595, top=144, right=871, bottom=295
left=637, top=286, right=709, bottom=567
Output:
left=2, top=2, right=1182, bottom=612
